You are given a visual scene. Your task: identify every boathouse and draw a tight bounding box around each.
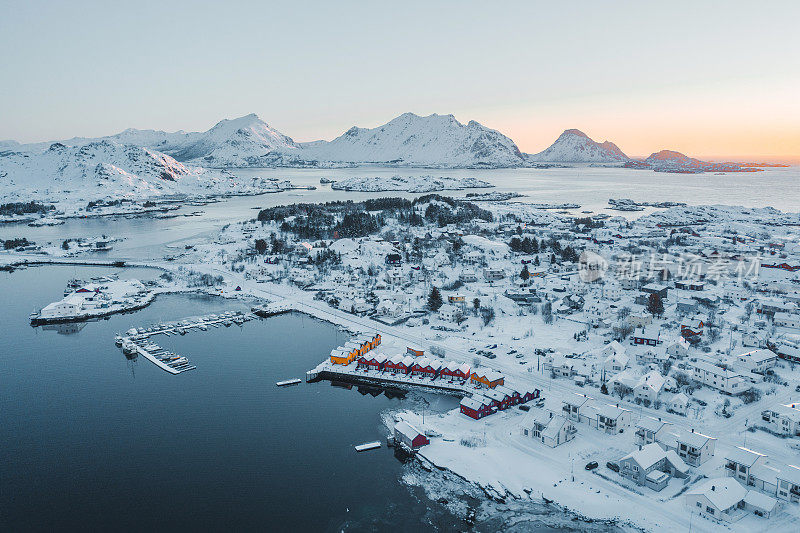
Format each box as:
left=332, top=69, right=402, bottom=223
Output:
left=393, top=421, right=429, bottom=450
left=357, top=352, right=387, bottom=371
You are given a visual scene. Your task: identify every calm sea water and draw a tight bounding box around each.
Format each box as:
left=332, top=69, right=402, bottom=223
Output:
left=0, top=265, right=467, bottom=531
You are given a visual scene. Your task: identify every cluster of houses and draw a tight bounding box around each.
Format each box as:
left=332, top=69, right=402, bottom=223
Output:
left=460, top=384, right=540, bottom=420
left=329, top=333, right=382, bottom=365
left=560, top=394, right=631, bottom=435
left=329, top=338, right=513, bottom=394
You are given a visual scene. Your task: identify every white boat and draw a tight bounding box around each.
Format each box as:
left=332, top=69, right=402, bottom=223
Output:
left=276, top=379, right=301, bottom=387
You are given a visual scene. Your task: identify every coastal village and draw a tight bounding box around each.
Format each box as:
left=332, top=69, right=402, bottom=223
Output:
left=9, top=192, right=800, bottom=532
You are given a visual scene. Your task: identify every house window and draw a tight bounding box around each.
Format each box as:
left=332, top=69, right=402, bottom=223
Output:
left=524, top=429, right=529, bottom=436
left=696, top=501, right=702, bottom=508
left=739, top=465, right=746, bottom=473
left=706, top=506, right=714, bottom=515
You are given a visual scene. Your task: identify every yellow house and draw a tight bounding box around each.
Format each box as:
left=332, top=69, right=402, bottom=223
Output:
left=471, top=370, right=505, bottom=389
left=330, top=348, right=357, bottom=365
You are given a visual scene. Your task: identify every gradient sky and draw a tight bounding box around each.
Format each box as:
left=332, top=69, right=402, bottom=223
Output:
left=2, top=0, right=799, bottom=160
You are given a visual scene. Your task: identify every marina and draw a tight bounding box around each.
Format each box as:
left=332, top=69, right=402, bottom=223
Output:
left=115, top=311, right=255, bottom=374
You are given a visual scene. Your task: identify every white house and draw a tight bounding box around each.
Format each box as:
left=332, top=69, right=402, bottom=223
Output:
left=603, top=350, right=630, bottom=375
left=776, top=465, right=800, bottom=503
left=438, top=304, right=459, bottom=323
left=669, top=393, right=689, bottom=416
left=635, top=417, right=671, bottom=447
left=689, top=360, right=747, bottom=395
left=634, top=371, right=666, bottom=405
left=585, top=402, right=631, bottom=434
left=734, top=349, right=778, bottom=375
left=520, top=411, right=576, bottom=447
left=602, top=281, right=622, bottom=301
left=760, top=403, right=800, bottom=437
left=619, top=442, right=689, bottom=491
left=774, top=312, right=800, bottom=330
left=685, top=477, right=747, bottom=522
left=561, top=394, right=590, bottom=423
left=659, top=427, right=716, bottom=466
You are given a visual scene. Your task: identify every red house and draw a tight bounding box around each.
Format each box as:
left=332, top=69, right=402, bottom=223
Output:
left=357, top=353, right=386, bottom=371
left=385, top=354, right=413, bottom=374
left=483, top=388, right=511, bottom=410
left=495, top=385, right=521, bottom=406
left=460, top=397, right=491, bottom=419
left=519, top=388, right=540, bottom=403
left=410, top=357, right=439, bottom=378
left=440, top=361, right=471, bottom=382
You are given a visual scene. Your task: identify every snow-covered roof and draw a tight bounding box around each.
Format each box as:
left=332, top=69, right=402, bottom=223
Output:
left=669, top=427, right=715, bottom=449
left=725, top=446, right=766, bottom=467
left=621, top=443, right=666, bottom=470
left=777, top=464, right=800, bottom=486
left=686, top=477, right=746, bottom=511
left=743, top=490, right=777, bottom=513
left=636, top=416, right=669, bottom=433
left=394, top=420, right=424, bottom=441
left=635, top=371, right=665, bottom=393
left=736, top=348, right=778, bottom=363
left=588, top=402, right=628, bottom=420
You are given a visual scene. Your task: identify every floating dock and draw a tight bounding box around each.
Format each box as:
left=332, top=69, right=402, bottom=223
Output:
left=276, top=379, right=301, bottom=387
left=355, top=441, right=381, bottom=452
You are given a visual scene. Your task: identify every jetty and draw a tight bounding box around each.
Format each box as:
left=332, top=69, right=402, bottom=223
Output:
left=307, top=361, right=468, bottom=396
left=122, top=339, right=195, bottom=374
left=252, top=301, right=294, bottom=318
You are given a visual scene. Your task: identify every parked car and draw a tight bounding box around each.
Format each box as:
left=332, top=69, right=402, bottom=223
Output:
left=585, top=461, right=599, bottom=471
left=606, top=461, right=620, bottom=472
left=518, top=405, right=530, bottom=411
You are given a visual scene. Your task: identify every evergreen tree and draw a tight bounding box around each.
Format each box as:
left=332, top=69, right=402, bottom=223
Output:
left=428, top=286, right=443, bottom=311
left=520, top=264, right=530, bottom=281
left=472, top=297, right=481, bottom=316
left=601, top=382, right=609, bottom=395
left=647, top=293, right=664, bottom=317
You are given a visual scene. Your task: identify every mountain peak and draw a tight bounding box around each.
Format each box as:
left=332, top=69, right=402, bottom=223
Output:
left=530, top=129, right=629, bottom=163
left=301, top=112, right=524, bottom=167
left=561, top=129, right=590, bottom=138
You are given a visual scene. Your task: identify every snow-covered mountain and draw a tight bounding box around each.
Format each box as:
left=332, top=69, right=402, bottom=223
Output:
left=0, top=140, right=205, bottom=199
left=301, top=113, right=526, bottom=168
left=528, top=129, right=629, bottom=163
left=108, top=113, right=305, bottom=168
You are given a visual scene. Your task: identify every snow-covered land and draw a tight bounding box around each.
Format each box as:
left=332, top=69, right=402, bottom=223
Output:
left=529, top=129, right=629, bottom=163
left=331, top=175, right=492, bottom=193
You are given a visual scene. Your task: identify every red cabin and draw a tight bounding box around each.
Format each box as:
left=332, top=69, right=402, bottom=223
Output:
left=460, top=397, right=491, bottom=419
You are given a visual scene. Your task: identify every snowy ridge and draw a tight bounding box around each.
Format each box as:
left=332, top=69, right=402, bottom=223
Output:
left=528, top=129, right=629, bottom=163
left=302, top=112, right=526, bottom=168
left=0, top=140, right=283, bottom=209
left=110, top=113, right=305, bottom=168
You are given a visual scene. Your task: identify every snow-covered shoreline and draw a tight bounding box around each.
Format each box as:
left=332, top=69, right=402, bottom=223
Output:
left=331, top=175, right=493, bottom=193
